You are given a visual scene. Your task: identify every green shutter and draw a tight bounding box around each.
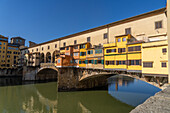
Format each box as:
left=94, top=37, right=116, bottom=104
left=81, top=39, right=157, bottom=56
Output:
left=101, top=60, right=104, bottom=64
left=92, top=60, right=94, bottom=64
left=85, top=60, right=88, bottom=64
left=79, top=60, right=81, bottom=64
left=95, top=60, right=97, bottom=64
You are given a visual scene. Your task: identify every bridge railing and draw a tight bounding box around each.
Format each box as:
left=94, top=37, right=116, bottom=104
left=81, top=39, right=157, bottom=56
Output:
left=40, top=63, right=55, bottom=68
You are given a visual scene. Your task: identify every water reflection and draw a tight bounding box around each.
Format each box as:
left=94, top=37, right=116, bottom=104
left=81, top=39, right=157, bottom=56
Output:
left=108, top=75, right=161, bottom=106
left=0, top=82, right=134, bottom=113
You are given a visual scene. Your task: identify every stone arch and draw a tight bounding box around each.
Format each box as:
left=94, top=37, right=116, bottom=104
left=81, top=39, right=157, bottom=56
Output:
left=36, top=68, right=58, bottom=81
left=46, top=52, right=51, bottom=63
left=40, top=53, right=45, bottom=63
left=52, top=51, right=60, bottom=63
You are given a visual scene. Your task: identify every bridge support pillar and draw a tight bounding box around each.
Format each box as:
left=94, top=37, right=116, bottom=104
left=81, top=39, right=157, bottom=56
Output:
left=58, top=68, right=80, bottom=91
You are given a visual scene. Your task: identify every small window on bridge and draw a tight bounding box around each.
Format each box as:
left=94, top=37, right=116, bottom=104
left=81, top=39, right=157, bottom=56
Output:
left=143, top=62, right=153, bottom=68
left=161, top=62, right=167, bottom=68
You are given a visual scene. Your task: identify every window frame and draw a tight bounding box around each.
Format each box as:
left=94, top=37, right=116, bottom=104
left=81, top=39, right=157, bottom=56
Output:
left=125, top=28, right=131, bottom=35
left=103, top=33, right=108, bottom=39
left=155, top=20, right=163, bottom=29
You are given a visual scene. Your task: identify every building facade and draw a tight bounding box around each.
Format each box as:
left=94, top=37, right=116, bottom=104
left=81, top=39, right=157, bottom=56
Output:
left=0, top=35, right=20, bottom=69
left=25, top=8, right=168, bottom=78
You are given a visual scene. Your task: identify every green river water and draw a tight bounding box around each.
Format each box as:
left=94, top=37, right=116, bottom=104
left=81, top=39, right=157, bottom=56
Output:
left=0, top=75, right=161, bottom=113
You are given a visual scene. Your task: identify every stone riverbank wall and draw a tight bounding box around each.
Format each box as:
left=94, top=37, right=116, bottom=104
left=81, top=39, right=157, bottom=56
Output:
left=130, top=85, right=170, bottom=113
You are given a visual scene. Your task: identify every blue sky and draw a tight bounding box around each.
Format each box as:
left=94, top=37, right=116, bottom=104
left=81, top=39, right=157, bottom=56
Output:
left=0, top=0, right=166, bottom=46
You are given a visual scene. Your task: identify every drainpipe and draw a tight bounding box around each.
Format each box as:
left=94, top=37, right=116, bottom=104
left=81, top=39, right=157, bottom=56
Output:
left=167, top=0, right=170, bottom=83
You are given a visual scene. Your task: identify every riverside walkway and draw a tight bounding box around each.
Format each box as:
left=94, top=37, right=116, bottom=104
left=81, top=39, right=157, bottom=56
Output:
left=130, top=85, right=170, bottom=113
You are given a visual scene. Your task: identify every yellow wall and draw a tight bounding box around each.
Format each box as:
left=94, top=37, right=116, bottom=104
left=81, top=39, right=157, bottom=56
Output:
left=79, top=59, right=86, bottom=68
left=0, top=37, right=19, bottom=69
left=0, top=40, right=8, bottom=68
left=127, top=43, right=142, bottom=71
left=104, top=35, right=130, bottom=70
left=6, top=46, right=19, bottom=68
left=142, top=40, right=168, bottom=75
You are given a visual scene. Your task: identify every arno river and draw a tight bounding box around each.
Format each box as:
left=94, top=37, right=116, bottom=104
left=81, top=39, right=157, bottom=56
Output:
left=0, top=75, right=161, bottom=113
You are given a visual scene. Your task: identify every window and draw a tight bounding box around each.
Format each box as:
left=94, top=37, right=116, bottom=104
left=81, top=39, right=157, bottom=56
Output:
left=88, top=60, right=93, bottom=64
left=87, top=50, right=93, bottom=55
left=80, top=44, right=85, bottom=49
left=55, top=44, right=57, bottom=48
left=161, top=62, right=167, bottom=67
left=111, top=49, right=116, bottom=52
left=122, top=48, right=126, bottom=52
left=106, top=49, right=111, bottom=53
left=155, top=21, right=162, bottom=29
left=58, top=59, right=60, bottom=63
left=125, top=28, right=131, bottom=35
left=97, top=60, right=102, bottom=64
left=63, top=42, right=66, bottom=47
left=48, top=46, right=50, bottom=50
left=106, top=49, right=116, bottom=53
left=128, top=60, right=141, bottom=65
left=118, top=38, right=121, bottom=42
left=123, top=37, right=126, bottom=42
left=87, top=37, right=91, bottom=42
left=66, top=47, right=69, bottom=50
left=74, top=40, right=77, bottom=45
left=111, top=61, right=115, bottom=65
left=74, top=52, right=78, bottom=56
left=95, top=49, right=103, bottom=54
left=128, top=46, right=141, bottom=52
left=42, top=47, right=44, bottom=50
left=135, top=46, right=141, bottom=51
left=103, top=33, right=108, bottom=39
left=162, top=48, right=167, bottom=53
left=36, top=48, right=38, bottom=51
left=131, top=60, right=134, bottom=65
left=118, top=48, right=126, bottom=53
left=74, top=60, right=78, bottom=64
left=136, top=60, right=140, bottom=65
left=74, top=46, right=78, bottom=49
left=128, top=47, right=133, bottom=52
left=80, top=52, right=86, bottom=56
left=32, top=49, right=34, bottom=52
left=143, top=62, right=153, bottom=68
left=106, top=61, right=109, bottom=65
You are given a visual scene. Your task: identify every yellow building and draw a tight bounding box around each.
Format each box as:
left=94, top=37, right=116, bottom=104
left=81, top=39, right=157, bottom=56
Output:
left=79, top=43, right=91, bottom=68
left=127, top=42, right=143, bottom=73
left=7, top=44, right=20, bottom=68
left=0, top=36, right=8, bottom=68
left=0, top=35, right=20, bottom=69
left=142, top=40, right=168, bottom=77
left=104, top=34, right=131, bottom=71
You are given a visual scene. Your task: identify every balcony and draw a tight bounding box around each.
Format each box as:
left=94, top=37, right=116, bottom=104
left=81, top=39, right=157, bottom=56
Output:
left=103, top=42, right=116, bottom=48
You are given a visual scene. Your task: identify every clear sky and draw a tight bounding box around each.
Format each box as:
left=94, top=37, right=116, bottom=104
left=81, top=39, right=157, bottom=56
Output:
left=0, top=0, right=166, bottom=46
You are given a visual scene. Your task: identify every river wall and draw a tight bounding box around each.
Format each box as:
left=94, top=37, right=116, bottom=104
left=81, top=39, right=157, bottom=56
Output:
left=0, top=68, right=22, bottom=86
left=130, top=85, right=170, bottom=113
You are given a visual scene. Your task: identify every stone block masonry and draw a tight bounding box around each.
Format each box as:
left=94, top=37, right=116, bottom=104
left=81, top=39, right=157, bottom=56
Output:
left=130, top=85, right=170, bottom=113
